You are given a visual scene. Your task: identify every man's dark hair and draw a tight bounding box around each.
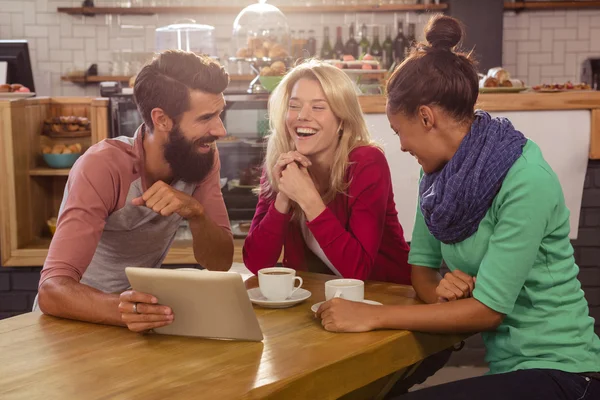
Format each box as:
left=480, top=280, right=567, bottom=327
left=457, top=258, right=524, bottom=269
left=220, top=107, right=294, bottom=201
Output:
left=133, top=50, right=229, bottom=131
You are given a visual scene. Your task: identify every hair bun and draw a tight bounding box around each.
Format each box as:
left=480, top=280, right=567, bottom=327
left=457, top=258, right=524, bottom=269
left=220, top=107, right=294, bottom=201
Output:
left=425, top=15, right=463, bottom=50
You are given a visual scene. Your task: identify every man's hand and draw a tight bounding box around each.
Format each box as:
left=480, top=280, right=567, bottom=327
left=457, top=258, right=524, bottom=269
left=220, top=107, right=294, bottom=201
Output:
left=436, top=270, right=476, bottom=302
left=132, top=181, right=203, bottom=220
left=118, top=290, right=174, bottom=333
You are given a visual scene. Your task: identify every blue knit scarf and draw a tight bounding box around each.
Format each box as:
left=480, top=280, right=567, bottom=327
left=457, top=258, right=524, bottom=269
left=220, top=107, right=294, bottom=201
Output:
left=419, top=110, right=527, bottom=244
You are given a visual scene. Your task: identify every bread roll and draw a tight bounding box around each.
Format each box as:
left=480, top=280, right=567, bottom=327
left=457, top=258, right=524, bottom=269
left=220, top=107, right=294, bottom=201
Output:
left=480, top=76, right=500, bottom=88
left=487, top=67, right=511, bottom=83
left=260, top=66, right=273, bottom=76
left=51, top=144, right=66, bottom=154
left=236, top=47, right=250, bottom=58
left=508, top=79, right=524, bottom=88
left=270, top=61, right=286, bottom=75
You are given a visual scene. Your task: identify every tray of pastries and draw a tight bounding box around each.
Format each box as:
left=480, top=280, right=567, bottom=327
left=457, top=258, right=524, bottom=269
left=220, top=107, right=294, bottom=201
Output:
left=479, top=67, right=527, bottom=93
left=0, top=83, right=35, bottom=98
left=324, top=54, right=384, bottom=72
left=234, top=36, right=289, bottom=61
left=43, top=116, right=91, bottom=138
left=532, top=82, right=591, bottom=93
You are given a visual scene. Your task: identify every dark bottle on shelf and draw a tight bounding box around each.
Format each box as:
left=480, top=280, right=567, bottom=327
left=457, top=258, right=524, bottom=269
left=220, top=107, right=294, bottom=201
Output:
left=406, top=23, right=417, bottom=58
left=370, top=26, right=383, bottom=63
left=320, top=26, right=334, bottom=60
left=290, top=30, right=298, bottom=59
left=333, top=26, right=345, bottom=60
left=393, top=21, right=408, bottom=64
left=298, top=29, right=308, bottom=59
left=382, top=25, right=393, bottom=70
left=359, top=23, right=370, bottom=58
left=307, top=29, right=317, bottom=57
left=344, top=23, right=359, bottom=59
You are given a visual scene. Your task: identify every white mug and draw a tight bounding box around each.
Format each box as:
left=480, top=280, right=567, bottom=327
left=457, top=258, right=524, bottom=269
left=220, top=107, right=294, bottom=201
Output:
left=325, top=279, right=364, bottom=302
left=258, top=267, right=303, bottom=301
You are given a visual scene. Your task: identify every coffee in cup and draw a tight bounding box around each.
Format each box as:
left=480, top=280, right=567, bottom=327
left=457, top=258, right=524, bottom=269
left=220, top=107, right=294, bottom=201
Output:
left=258, top=267, right=303, bottom=301
left=325, top=279, right=364, bottom=302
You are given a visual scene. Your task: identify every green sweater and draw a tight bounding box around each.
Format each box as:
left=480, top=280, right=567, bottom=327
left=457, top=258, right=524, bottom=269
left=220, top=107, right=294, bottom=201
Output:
left=409, top=140, right=600, bottom=375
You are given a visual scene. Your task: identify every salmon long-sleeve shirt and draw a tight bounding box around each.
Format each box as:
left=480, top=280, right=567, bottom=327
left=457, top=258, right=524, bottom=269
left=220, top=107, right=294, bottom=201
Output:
left=39, top=126, right=231, bottom=294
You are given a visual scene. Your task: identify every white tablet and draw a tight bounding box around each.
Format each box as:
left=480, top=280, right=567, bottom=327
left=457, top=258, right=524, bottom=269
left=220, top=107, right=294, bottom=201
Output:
left=125, top=267, right=263, bottom=341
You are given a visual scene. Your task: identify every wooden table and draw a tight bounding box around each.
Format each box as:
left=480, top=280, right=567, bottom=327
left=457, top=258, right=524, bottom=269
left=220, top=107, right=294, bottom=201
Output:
left=0, top=272, right=466, bottom=400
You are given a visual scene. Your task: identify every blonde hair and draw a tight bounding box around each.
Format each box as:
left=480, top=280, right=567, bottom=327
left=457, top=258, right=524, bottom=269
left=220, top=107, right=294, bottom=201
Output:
left=262, top=59, right=377, bottom=218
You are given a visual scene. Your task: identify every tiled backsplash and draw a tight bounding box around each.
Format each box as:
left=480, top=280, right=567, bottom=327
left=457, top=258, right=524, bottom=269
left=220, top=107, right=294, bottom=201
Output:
left=503, top=9, right=600, bottom=86
left=0, top=1, right=599, bottom=96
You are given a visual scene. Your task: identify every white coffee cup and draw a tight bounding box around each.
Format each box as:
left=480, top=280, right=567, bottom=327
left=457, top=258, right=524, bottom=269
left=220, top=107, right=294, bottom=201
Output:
left=258, top=267, right=303, bottom=301
left=325, top=279, right=364, bottom=302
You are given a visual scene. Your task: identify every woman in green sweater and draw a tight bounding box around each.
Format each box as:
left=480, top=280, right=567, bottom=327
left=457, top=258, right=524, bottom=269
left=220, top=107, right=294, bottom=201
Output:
left=316, top=15, right=600, bottom=399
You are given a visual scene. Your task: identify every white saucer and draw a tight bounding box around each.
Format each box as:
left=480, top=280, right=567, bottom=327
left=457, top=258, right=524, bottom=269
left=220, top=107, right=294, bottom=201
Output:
left=310, top=299, right=382, bottom=313
left=247, top=287, right=312, bottom=309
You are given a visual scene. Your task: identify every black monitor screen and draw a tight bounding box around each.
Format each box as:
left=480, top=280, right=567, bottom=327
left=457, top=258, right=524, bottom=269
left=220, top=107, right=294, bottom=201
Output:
left=0, top=40, right=35, bottom=93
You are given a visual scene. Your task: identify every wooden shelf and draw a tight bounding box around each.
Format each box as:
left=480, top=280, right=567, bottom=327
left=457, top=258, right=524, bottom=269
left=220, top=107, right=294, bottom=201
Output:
left=359, top=92, right=600, bottom=114
left=57, top=4, right=447, bottom=16
left=61, top=75, right=131, bottom=84
left=505, top=1, right=600, bottom=11
left=62, top=75, right=252, bottom=83
left=55, top=3, right=600, bottom=17
left=29, top=168, right=71, bottom=176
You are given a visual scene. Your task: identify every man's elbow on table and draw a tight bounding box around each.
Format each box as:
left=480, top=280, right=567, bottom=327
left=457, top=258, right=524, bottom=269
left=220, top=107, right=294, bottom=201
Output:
left=37, top=277, right=72, bottom=316
left=196, top=239, right=234, bottom=271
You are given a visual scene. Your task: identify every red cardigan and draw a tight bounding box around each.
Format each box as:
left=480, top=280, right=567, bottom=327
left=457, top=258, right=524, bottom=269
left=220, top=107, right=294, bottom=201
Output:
left=243, top=146, right=411, bottom=285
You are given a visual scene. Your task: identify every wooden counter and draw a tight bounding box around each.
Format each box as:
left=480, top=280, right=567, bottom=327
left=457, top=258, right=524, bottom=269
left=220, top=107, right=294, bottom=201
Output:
left=358, top=91, right=600, bottom=159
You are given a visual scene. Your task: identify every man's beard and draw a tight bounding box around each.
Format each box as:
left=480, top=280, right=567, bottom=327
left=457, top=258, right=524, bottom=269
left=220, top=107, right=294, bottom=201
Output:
left=163, top=125, right=216, bottom=184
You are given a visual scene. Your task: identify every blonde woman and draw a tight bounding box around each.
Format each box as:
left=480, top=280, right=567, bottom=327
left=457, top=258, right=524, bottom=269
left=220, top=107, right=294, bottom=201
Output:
left=243, top=60, right=411, bottom=284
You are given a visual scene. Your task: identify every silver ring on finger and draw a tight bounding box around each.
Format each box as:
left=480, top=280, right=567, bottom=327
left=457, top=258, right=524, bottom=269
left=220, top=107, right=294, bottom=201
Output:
left=132, top=302, right=140, bottom=314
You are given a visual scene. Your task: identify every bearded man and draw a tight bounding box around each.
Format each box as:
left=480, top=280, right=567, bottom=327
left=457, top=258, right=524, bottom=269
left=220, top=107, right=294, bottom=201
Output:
left=36, top=51, right=234, bottom=333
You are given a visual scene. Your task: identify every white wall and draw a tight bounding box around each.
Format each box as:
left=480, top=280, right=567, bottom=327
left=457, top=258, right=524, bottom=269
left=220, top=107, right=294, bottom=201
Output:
left=1, top=2, right=599, bottom=95
left=0, top=0, right=433, bottom=96
left=365, top=111, right=590, bottom=241
left=503, top=9, right=600, bottom=86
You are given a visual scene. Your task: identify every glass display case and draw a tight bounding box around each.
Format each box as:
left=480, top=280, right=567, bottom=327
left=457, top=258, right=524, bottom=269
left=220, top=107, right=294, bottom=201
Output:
left=218, top=93, right=269, bottom=238
left=230, top=0, right=292, bottom=93
left=155, top=19, right=218, bottom=57
left=168, top=93, right=269, bottom=241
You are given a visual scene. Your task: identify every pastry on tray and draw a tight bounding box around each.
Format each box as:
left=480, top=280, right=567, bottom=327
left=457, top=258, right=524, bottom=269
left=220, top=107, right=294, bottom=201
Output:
left=479, top=76, right=499, bottom=88
left=0, top=83, right=31, bottom=93
left=487, top=67, right=511, bottom=82
left=532, top=81, right=591, bottom=91
left=43, top=115, right=90, bottom=135
left=479, top=67, right=525, bottom=90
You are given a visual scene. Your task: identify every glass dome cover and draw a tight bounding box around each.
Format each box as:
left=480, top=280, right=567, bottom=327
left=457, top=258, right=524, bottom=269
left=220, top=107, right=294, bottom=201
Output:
left=231, top=0, right=290, bottom=60
left=155, top=19, right=218, bottom=57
